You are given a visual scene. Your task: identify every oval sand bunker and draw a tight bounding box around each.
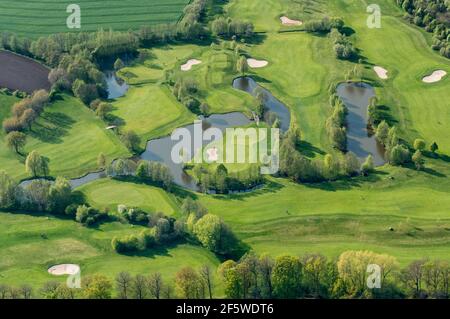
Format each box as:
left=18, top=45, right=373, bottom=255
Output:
left=247, top=58, right=268, bottom=68
left=181, top=59, right=202, bottom=71
left=48, top=264, right=80, bottom=276
left=422, top=70, right=447, bottom=83
left=280, top=16, right=303, bottom=26
left=374, top=66, right=388, bottom=80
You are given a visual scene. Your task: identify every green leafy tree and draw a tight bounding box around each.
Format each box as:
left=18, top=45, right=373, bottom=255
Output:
left=0, top=170, right=17, bottom=209
left=430, top=142, right=439, bottom=154
left=97, top=153, right=106, bottom=169
left=413, top=139, right=426, bottom=151
left=121, top=130, right=141, bottom=153
left=412, top=150, right=425, bottom=170
left=6, top=131, right=26, bottom=154
left=82, top=275, right=112, bottom=299
left=25, top=150, right=49, bottom=177
left=361, top=155, right=374, bottom=175
left=236, top=56, right=248, bottom=76
left=271, top=255, right=303, bottom=298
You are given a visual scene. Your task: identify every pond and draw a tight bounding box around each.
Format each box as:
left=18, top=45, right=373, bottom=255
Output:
left=336, top=82, right=386, bottom=166
left=105, top=71, right=128, bottom=99
left=141, top=112, right=251, bottom=190
left=232, top=77, right=291, bottom=132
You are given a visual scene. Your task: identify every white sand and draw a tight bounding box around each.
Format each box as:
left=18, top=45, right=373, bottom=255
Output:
left=181, top=59, right=202, bottom=71
left=374, top=66, right=388, bottom=80
left=422, top=70, right=447, bottom=83
left=247, top=58, right=269, bottom=68
left=280, top=16, right=303, bottom=26
left=48, top=264, right=80, bottom=276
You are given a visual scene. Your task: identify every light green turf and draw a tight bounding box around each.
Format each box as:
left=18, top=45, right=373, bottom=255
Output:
left=78, top=178, right=179, bottom=215
left=0, top=93, right=130, bottom=180
left=111, top=85, right=196, bottom=143
left=0, top=211, right=222, bottom=293
left=0, top=0, right=190, bottom=37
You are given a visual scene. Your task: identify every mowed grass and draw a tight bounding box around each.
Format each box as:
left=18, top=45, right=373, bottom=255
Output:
left=78, top=178, right=179, bottom=215
left=0, top=211, right=222, bottom=292
left=0, top=0, right=190, bottom=37
left=111, top=85, right=196, bottom=143
left=0, top=93, right=130, bottom=180
left=198, top=160, right=450, bottom=265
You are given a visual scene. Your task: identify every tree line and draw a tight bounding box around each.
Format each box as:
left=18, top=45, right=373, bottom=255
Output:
left=3, top=250, right=450, bottom=299
left=397, top=0, right=450, bottom=58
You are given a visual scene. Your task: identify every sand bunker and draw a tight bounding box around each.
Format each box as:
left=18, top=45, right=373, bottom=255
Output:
left=374, top=66, right=388, bottom=80
left=247, top=58, right=269, bottom=68
left=422, top=70, right=447, bottom=83
left=280, top=16, right=303, bottom=26
left=181, top=59, right=202, bottom=71
left=48, top=264, right=80, bottom=276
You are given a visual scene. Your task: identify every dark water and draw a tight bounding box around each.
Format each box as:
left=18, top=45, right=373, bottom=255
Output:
left=232, top=77, right=291, bottom=132
left=141, top=112, right=251, bottom=190
left=105, top=71, right=128, bottom=99
left=336, top=82, right=386, bottom=166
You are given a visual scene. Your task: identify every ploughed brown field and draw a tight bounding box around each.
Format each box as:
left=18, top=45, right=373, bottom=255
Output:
left=0, top=50, right=50, bottom=93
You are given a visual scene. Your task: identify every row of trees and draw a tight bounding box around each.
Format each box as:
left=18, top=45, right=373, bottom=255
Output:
left=5, top=251, right=450, bottom=299
left=0, top=171, right=72, bottom=214
left=191, top=164, right=264, bottom=193
left=2, top=90, right=50, bottom=134
left=397, top=0, right=450, bottom=58
left=374, top=121, right=412, bottom=166
left=326, top=95, right=348, bottom=151
left=279, top=129, right=365, bottom=183
left=210, top=17, right=254, bottom=39
left=330, top=28, right=357, bottom=60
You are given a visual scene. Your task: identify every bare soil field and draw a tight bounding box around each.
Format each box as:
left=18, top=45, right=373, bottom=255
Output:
left=0, top=50, right=51, bottom=93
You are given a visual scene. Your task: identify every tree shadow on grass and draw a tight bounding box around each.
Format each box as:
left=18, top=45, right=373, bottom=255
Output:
left=297, top=141, right=326, bottom=158
left=422, top=167, right=447, bottom=178
left=304, top=171, right=387, bottom=192
left=30, top=112, right=75, bottom=144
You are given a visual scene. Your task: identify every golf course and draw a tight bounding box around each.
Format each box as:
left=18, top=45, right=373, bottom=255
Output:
left=0, top=0, right=449, bottom=299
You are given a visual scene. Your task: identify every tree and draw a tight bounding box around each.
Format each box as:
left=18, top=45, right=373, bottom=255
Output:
left=97, top=153, right=106, bottom=169
left=121, top=130, right=141, bottom=153
left=259, top=254, right=274, bottom=298
left=193, top=214, right=236, bottom=255
left=96, top=102, right=112, bottom=120
left=25, top=150, right=49, bottom=177
left=175, top=267, right=203, bottom=299
left=375, top=121, right=389, bottom=145
left=20, top=284, right=33, bottom=299
left=0, top=170, right=17, bottom=209
left=361, top=155, right=374, bottom=176
left=236, top=56, right=248, bottom=76
left=148, top=273, right=164, bottom=299
left=413, top=139, right=426, bottom=151
left=6, top=131, right=26, bottom=154
left=271, top=255, right=303, bottom=298
left=412, top=150, right=425, bottom=170
left=48, top=177, right=72, bottom=213
left=114, top=58, right=125, bottom=70
left=82, top=275, right=112, bottom=299
left=199, top=265, right=213, bottom=299
left=302, top=254, right=329, bottom=298
left=116, top=272, right=132, bottom=299
left=131, top=274, right=148, bottom=299
left=430, top=142, right=439, bottom=154
left=389, top=144, right=411, bottom=166
left=20, top=108, right=37, bottom=130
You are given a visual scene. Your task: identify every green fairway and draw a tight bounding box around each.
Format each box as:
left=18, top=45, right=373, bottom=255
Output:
left=78, top=178, right=179, bottom=215
left=0, top=0, right=190, bottom=37
left=0, top=210, right=222, bottom=292
left=112, top=85, right=196, bottom=143
left=0, top=93, right=130, bottom=180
